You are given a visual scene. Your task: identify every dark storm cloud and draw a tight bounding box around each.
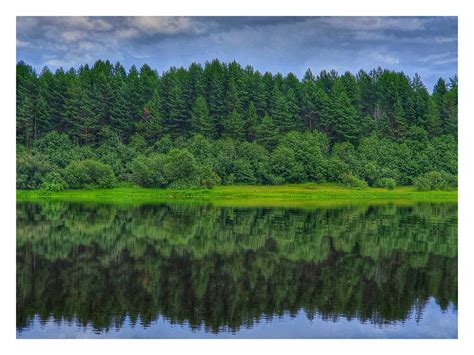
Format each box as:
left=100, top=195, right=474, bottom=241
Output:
left=16, top=16, right=457, bottom=89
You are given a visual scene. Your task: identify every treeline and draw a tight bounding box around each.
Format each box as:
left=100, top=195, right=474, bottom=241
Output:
left=16, top=60, right=458, bottom=190
left=17, top=202, right=457, bottom=332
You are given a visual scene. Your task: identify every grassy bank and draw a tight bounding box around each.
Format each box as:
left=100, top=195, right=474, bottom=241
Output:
left=16, top=183, right=457, bottom=207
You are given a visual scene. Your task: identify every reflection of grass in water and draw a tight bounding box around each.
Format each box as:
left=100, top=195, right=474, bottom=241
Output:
left=17, top=183, right=457, bottom=207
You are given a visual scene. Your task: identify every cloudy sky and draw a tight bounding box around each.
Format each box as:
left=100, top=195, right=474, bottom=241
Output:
left=16, top=16, right=457, bottom=89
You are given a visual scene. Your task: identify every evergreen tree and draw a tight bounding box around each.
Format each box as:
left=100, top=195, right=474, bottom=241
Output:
left=255, top=113, right=279, bottom=150
left=161, top=73, right=188, bottom=138
left=424, top=97, right=442, bottom=137
left=190, top=95, right=213, bottom=137
left=270, top=83, right=294, bottom=133
left=109, top=78, right=130, bottom=141
left=17, top=92, right=35, bottom=146
left=391, top=97, right=407, bottom=138
left=441, top=77, right=458, bottom=136
left=34, top=94, right=51, bottom=139
left=245, top=102, right=259, bottom=142
left=64, top=84, right=99, bottom=145
left=203, top=60, right=226, bottom=135
left=222, top=110, right=245, bottom=140
left=139, top=89, right=163, bottom=143
left=327, top=81, right=359, bottom=143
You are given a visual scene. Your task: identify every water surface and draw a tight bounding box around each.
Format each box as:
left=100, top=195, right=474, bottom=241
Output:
left=16, top=202, right=457, bottom=338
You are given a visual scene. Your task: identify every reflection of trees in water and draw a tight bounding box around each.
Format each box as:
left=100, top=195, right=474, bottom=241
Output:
left=16, top=202, right=457, bottom=333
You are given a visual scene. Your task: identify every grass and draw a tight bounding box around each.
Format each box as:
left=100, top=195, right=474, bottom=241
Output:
left=16, top=183, right=457, bottom=207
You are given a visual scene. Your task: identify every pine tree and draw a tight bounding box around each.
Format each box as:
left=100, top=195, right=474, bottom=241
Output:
left=162, top=75, right=188, bottom=138
left=286, top=88, right=301, bottom=131
left=441, top=77, right=458, bottom=136
left=139, top=89, right=163, bottom=143
left=245, top=102, right=259, bottom=142
left=184, top=63, right=204, bottom=112
left=432, top=78, right=448, bottom=111
left=190, top=95, right=213, bottom=137
left=64, top=84, right=99, bottom=145
left=302, top=80, right=329, bottom=131
left=34, top=94, right=51, bottom=139
left=226, top=77, right=243, bottom=114
left=17, top=62, right=37, bottom=145
left=391, top=97, right=407, bottom=138
left=411, top=73, right=429, bottom=127
left=255, top=112, right=279, bottom=150
left=270, top=84, right=293, bottom=133
left=109, top=78, right=130, bottom=141
left=126, top=65, right=145, bottom=122
left=327, top=81, right=359, bottom=143
left=222, top=110, right=245, bottom=140
left=245, top=70, right=267, bottom=117
left=203, top=60, right=226, bottom=135
left=17, top=92, right=35, bottom=146
left=424, top=97, right=442, bottom=137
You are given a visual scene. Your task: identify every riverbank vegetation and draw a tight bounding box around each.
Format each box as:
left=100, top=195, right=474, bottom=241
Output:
left=17, top=184, right=458, bottom=206
left=17, top=60, right=457, bottom=192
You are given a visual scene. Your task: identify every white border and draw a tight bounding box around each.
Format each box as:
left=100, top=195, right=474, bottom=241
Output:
left=2, top=1, right=473, bottom=354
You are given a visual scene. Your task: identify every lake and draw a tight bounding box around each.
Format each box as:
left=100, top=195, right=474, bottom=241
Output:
left=16, top=201, right=458, bottom=338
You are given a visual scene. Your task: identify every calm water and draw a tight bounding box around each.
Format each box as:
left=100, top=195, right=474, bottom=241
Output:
left=16, top=202, right=458, bottom=338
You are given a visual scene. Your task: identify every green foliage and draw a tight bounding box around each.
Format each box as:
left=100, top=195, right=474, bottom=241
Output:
left=16, top=60, right=457, bottom=190
left=279, top=131, right=329, bottom=182
left=131, top=147, right=219, bottom=189
left=16, top=151, right=53, bottom=189
left=130, top=154, right=168, bottom=188
left=414, top=171, right=457, bottom=191
left=190, top=95, right=214, bottom=138
left=41, top=171, right=68, bottom=191
left=340, top=173, right=368, bottom=189
left=270, top=146, right=305, bottom=183
left=64, top=159, right=117, bottom=189
left=162, top=148, right=199, bottom=188
left=374, top=177, right=397, bottom=190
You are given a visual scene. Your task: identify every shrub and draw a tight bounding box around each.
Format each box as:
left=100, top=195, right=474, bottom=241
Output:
left=196, top=162, right=221, bottom=189
left=163, top=149, right=200, bottom=188
left=64, top=160, right=116, bottom=189
left=130, top=149, right=221, bottom=189
left=270, top=146, right=305, bottom=183
left=41, top=171, right=68, bottom=191
left=374, top=177, right=397, bottom=190
left=153, top=135, right=173, bottom=154
left=340, top=173, right=368, bottom=189
left=414, top=171, right=457, bottom=191
left=326, top=157, right=350, bottom=183
left=130, top=154, right=168, bottom=188
left=17, top=151, right=53, bottom=189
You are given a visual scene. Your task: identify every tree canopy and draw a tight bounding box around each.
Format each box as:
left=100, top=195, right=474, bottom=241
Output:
left=16, top=60, right=458, bottom=189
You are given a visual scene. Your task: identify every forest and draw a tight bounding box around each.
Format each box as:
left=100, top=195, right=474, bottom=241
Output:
left=16, top=59, right=458, bottom=191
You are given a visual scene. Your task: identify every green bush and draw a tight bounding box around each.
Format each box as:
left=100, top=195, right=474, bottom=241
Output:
left=414, top=171, right=457, bottom=191
left=17, top=151, right=53, bottom=189
left=130, top=149, right=221, bottom=189
left=41, top=171, right=68, bottom=191
left=340, top=173, right=368, bottom=189
left=374, top=177, right=397, bottom=190
left=163, top=149, right=200, bottom=188
left=130, top=154, right=168, bottom=188
left=270, top=146, right=305, bottom=183
left=196, top=162, right=221, bottom=189
left=64, top=159, right=116, bottom=189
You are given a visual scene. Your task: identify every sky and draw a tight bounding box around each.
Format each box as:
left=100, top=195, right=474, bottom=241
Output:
left=16, top=16, right=457, bottom=89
